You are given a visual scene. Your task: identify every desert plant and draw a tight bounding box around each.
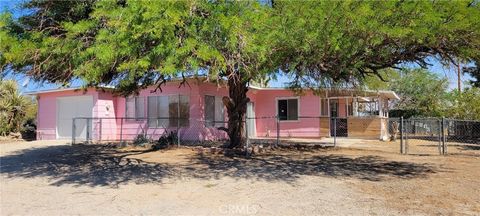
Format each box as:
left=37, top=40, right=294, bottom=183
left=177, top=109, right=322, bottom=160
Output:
left=0, top=80, right=36, bottom=136
left=132, top=134, right=151, bottom=146
left=154, top=131, right=178, bottom=150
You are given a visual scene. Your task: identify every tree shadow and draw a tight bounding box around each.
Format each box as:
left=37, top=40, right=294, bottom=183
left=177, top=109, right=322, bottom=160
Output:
left=0, top=145, right=174, bottom=187
left=0, top=144, right=436, bottom=187
left=186, top=153, right=435, bottom=182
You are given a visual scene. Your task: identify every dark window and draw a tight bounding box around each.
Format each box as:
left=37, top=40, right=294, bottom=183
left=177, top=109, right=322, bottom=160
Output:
left=277, top=99, right=298, bottom=121
left=126, top=97, right=145, bottom=119
left=147, top=95, right=189, bottom=127
left=204, top=95, right=225, bottom=127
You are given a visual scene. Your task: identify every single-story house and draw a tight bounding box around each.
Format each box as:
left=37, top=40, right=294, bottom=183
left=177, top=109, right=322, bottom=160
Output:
left=27, top=78, right=399, bottom=142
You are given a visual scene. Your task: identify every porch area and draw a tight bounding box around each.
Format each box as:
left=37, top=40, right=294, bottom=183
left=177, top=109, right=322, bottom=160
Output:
left=247, top=89, right=397, bottom=141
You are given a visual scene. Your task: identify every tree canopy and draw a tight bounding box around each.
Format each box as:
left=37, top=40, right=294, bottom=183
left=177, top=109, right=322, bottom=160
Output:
left=1, top=0, right=480, bottom=146
left=365, top=68, right=449, bottom=117
left=365, top=68, right=480, bottom=120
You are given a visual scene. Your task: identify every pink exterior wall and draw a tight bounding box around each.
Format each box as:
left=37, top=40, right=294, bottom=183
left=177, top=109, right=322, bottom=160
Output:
left=249, top=89, right=322, bottom=138
left=35, top=82, right=391, bottom=141
left=94, top=91, right=117, bottom=141
left=338, top=99, right=347, bottom=118
left=36, top=88, right=98, bottom=140
left=113, top=81, right=229, bottom=142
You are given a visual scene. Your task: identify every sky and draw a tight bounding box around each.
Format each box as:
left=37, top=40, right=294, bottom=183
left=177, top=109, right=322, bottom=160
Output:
left=1, top=0, right=474, bottom=93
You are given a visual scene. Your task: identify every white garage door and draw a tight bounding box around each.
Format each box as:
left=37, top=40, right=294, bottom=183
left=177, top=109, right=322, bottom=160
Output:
left=56, top=96, right=93, bottom=139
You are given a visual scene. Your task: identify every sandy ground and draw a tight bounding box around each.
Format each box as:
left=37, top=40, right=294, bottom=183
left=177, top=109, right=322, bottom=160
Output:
left=1, top=140, right=479, bottom=215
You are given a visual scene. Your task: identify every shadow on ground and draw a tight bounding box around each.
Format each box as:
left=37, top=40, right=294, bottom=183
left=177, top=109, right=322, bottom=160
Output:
left=0, top=144, right=435, bottom=187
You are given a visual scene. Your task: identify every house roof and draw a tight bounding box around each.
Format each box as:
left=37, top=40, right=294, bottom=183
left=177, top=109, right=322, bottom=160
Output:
left=24, top=86, right=115, bottom=95
left=25, top=83, right=399, bottom=100
left=249, top=86, right=400, bottom=100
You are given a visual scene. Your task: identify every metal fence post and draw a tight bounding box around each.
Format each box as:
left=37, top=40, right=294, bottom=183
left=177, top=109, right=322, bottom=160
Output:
left=405, top=119, right=409, bottom=154
left=400, top=117, right=404, bottom=154
left=438, top=118, right=443, bottom=155
left=442, top=117, right=447, bottom=155
left=72, top=118, right=76, bottom=145
left=99, top=118, right=102, bottom=143
left=177, top=96, right=181, bottom=147
left=245, top=119, right=250, bottom=157
left=177, top=118, right=180, bottom=147
left=333, top=117, right=337, bottom=147
left=276, top=115, right=280, bottom=147
left=119, top=117, right=123, bottom=143
left=86, top=118, right=91, bottom=144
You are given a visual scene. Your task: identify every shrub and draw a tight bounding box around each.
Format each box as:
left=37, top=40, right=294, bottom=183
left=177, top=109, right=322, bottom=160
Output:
left=20, top=119, right=36, bottom=141
left=132, top=134, right=151, bottom=146
left=153, top=131, right=178, bottom=150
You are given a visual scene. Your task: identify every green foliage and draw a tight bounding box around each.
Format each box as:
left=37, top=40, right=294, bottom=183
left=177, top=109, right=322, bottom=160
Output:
left=2, top=0, right=479, bottom=92
left=363, top=69, right=401, bottom=91
left=389, top=69, right=449, bottom=117
left=463, top=60, right=480, bottom=88
left=445, top=88, right=480, bottom=120
left=1, top=0, right=480, bottom=145
left=271, top=0, right=480, bottom=89
left=364, top=68, right=448, bottom=117
left=1, top=0, right=273, bottom=94
left=0, top=80, right=37, bottom=136
left=366, top=68, right=480, bottom=120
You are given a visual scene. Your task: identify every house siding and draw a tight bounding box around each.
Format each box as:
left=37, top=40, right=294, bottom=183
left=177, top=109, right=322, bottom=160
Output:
left=36, top=89, right=98, bottom=140
left=34, top=82, right=394, bottom=141
left=250, top=89, right=321, bottom=138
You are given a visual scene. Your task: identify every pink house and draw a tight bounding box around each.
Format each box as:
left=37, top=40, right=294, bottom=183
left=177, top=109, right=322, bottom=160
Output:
left=28, top=78, right=399, bottom=143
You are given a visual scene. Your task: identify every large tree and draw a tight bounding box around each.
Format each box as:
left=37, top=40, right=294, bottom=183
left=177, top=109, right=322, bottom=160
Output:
left=1, top=0, right=479, bottom=148
left=463, top=60, right=480, bottom=88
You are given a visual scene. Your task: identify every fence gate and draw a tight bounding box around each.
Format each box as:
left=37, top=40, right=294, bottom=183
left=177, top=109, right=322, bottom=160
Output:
left=401, top=118, right=444, bottom=155
left=400, top=118, right=480, bottom=156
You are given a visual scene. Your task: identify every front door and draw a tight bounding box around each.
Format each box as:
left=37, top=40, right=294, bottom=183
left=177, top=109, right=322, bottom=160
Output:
left=330, top=99, right=348, bottom=136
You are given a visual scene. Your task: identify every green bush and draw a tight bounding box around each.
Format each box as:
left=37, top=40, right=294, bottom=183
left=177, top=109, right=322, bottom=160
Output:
left=0, top=80, right=36, bottom=136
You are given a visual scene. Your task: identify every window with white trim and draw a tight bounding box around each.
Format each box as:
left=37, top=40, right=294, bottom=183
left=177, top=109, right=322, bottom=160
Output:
left=277, top=98, right=298, bottom=121
left=204, top=95, right=225, bottom=127
left=147, top=95, right=189, bottom=127
left=125, top=97, right=145, bottom=119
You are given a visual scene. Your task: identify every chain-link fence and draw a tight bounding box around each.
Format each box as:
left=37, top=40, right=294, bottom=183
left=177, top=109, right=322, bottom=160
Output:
left=72, top=117, right=232, bottom=147
left=72, top=116, right=479, bottom=156
left=401, top=118, right=444, bottom=155
left=398, top=118, right=480, bottom=156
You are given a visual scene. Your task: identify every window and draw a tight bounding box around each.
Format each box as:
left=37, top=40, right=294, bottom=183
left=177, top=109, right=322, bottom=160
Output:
left=204, top=95, right=225, bottom=127
left=277, top=98, right=298, bottom=121
left=345, top=98, right=353, bottom=117
left=126, top=97, right=145, bottom=119
left=357, top=99, right=379, bottom=116
left=147, top=95, right=189, bottom=127
left=320, top=98, right=329, bottom=116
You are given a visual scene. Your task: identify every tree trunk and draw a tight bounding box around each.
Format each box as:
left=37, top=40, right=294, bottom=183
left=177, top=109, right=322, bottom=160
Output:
left=224, top=73, right=250, bottom=149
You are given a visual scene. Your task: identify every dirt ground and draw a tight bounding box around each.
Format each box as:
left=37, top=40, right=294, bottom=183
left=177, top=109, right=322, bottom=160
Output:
left=1, top=140, right=479, bottom=215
